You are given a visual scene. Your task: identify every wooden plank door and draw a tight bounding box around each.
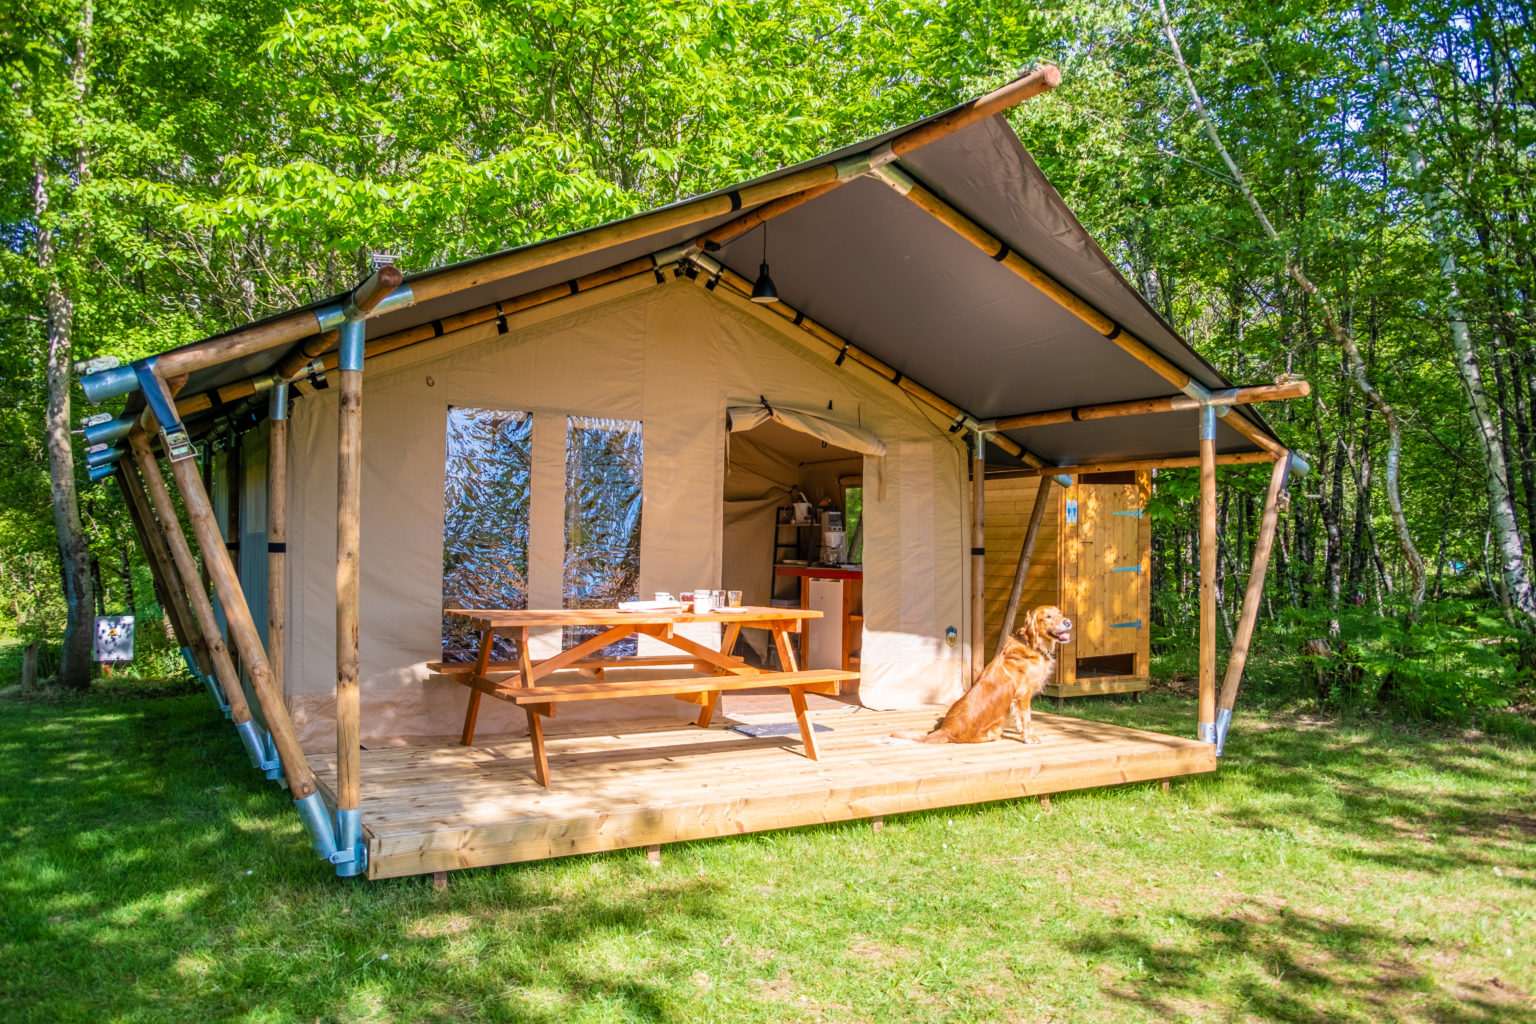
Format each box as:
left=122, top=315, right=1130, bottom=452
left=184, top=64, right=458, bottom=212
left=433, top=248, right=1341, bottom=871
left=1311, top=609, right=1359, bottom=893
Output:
left=1074, top=482, right=1146, bottom=659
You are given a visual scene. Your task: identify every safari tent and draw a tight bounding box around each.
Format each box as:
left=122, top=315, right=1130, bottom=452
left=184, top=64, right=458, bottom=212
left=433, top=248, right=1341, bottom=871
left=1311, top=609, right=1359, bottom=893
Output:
left=79, top=67, right=1309, bottom=879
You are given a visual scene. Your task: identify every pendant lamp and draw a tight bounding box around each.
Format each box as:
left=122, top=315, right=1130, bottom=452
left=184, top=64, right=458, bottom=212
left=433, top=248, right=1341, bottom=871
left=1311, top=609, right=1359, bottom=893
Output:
left=750, top=224, right=780, bottom=303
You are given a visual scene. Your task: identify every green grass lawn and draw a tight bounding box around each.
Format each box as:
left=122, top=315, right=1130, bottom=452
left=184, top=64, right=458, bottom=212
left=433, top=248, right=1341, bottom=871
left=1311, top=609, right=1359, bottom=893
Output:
left=2, top=681, right=1533, bottom=1023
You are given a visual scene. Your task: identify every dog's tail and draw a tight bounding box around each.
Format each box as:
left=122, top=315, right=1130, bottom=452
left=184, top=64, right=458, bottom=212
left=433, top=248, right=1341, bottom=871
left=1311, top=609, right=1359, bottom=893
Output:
left=888, top=728, right=952, bottom=744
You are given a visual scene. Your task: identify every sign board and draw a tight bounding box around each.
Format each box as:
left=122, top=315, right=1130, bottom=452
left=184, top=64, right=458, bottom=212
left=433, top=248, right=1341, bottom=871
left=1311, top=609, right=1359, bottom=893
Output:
left=94, top=615, right=135, bottom=662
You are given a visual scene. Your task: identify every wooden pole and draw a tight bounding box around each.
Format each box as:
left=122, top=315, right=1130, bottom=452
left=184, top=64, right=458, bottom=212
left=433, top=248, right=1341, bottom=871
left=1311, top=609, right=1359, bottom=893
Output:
left=971, top=432, right=987, bottom=681
left=870, top=163, right=1286, bottom=459
left=335, top=325, right=363, bottom=815
left=998, top=477, right=1054, bottom=647
left=267, top=389, right=288, bottom=706
left=125, top=430, right=251, bottom=726
left=153, top=265, right=403, bottom=381
left=1018, top=451, right=1274, bottom=477
left=1197, top=406, right=1218, bottom=742
left=115, top=463, right=209, bottom=676
left=139, top=418, right=320, bottom=800
left=1215, top=453, right=1290, bottom=752
left=991, top=381, right=1311, bottom=431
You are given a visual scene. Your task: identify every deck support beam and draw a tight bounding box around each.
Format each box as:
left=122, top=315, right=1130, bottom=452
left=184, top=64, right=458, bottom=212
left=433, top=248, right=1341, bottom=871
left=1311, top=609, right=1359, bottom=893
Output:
left=1197, top=405, right=1218, bottom=743
left=1215, top=452, right=1292, bottom=754
left=998, top=476, right=1055, bottom=647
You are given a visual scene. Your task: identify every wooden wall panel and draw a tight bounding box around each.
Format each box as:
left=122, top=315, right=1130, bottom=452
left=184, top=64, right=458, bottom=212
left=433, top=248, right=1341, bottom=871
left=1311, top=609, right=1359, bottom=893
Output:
left=982, top=475, right=1060, bottom=661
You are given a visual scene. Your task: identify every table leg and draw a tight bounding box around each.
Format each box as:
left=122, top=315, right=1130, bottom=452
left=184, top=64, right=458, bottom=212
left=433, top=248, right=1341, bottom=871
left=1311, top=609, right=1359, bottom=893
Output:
left=788, top=685, right=820, bottom=760
left=525, top=706, right=550, bottom=786
left=772, top=621, right=800, bottom=673
left=695, top=692, right=720, bottom=729
left=461, top=627, right=495, bottom=745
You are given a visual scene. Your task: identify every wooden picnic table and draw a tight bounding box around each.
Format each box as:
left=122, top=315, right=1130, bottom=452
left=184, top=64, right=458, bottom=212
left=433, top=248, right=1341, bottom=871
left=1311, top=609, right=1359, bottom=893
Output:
left=438, top=606, right=858, bottom=786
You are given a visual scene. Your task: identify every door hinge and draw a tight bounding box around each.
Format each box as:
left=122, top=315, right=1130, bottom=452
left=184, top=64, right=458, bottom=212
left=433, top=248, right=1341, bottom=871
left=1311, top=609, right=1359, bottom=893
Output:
left=1111, top=564, right=1144, bottom=574
left=1110, top=619, right=1142, bottom=629
left=1112, top=509, right=1144, bottom=518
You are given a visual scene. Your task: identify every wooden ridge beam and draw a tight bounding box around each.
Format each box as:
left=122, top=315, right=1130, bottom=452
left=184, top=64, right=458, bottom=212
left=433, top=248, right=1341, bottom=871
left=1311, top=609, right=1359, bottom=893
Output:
left=1017, top=451, right=1275, bottom=477
left=869, top=162, right=1287, bottom=458
left=690, top=254, right=1047, bottom=468
left=991, top=380, right=1311, bottom=431
left=92, top=67, right=1061, bottom=400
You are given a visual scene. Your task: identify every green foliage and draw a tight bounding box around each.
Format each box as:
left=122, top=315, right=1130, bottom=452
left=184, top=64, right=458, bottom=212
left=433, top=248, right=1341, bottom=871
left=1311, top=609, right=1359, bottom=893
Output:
left=0, top=0, right=1532, bottom=714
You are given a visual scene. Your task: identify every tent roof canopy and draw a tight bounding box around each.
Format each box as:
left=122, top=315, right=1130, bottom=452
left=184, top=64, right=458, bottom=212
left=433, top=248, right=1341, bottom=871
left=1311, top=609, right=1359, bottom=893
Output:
left=121, top=70, right=1285, bottom=469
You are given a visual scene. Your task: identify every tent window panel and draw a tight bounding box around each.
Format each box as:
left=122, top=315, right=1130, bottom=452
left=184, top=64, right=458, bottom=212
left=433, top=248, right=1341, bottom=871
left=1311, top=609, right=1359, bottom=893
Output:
left=564, top=416, right=643, bottom=654
left=441, top=407, right=532, bottom=662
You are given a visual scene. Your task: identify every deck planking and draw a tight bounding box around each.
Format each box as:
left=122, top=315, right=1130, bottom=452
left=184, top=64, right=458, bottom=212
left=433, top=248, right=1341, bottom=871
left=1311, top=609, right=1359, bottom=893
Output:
left=306, top=707, right=1215, bottom=879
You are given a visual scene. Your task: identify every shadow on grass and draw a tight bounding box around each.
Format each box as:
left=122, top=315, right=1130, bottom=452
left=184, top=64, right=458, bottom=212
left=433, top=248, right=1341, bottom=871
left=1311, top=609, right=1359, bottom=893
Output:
left=1067, top=903, right=1532, bottom=1023
left=0, top=690, right=727, bottom=1022
left=1056, top=695, right=1536, bottom=878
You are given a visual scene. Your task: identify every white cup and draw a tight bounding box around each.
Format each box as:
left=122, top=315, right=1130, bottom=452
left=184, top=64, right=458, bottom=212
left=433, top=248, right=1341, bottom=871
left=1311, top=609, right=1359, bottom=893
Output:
left=693, top=590, right=715, bottom=613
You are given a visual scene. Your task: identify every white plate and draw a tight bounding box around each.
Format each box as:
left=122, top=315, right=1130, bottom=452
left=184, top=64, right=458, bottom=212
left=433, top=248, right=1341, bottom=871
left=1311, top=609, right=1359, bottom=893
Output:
left=617, top=600, right=687, bottom=613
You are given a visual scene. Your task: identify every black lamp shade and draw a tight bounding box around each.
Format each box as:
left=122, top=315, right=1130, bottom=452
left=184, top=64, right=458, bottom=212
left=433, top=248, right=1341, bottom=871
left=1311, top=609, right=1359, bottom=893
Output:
left=750, top=262, right=779, bottom=303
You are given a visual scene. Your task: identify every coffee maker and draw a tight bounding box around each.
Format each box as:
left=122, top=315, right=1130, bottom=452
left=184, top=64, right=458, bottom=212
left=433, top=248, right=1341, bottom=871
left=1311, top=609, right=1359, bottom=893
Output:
left=819, top=509, right=847, bottom=565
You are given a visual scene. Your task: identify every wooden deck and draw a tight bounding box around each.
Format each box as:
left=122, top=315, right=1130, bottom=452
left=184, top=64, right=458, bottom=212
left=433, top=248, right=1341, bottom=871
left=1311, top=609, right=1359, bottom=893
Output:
left=307, top=706, right=1216, bottom=880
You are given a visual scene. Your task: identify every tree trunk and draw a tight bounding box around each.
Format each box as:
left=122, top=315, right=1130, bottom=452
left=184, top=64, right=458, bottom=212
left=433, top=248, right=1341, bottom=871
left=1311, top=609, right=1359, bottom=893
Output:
left=1158, top=0, right=1425, bottom=608
left=1361, top=7, right=1536, bottom=623
left=37, top=159, right=94, bottom=690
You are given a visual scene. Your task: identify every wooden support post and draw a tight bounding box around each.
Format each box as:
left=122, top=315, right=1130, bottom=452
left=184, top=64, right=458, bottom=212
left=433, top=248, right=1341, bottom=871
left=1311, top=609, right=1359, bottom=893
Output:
left=268, top=388, right=288, bottom=702
left=870, top=816, right=884, bottom=833
left=336, top=335, right=363, bottom=818
left=1160, top=778, right=1172, bottom=794
left=115, top=463, right=209, bottom=675
left=432, top=870, right=448, bottom=891
left=1215, top=454, right=1290, bottom=751
left=998, top=477, right=1054, bottom=647
left=1039, top=794, right=1052, bottom=811
left=125, top=431, right=252, bottom=727
left=646, top=844, right=662, bottom=866
left=20, top=642, right=38, bottom=692
left=138, top=422, right=320, bottom=800
left=971, top=432, right=987, bottom=681
left=1197, top=406, right=1218, bottom=743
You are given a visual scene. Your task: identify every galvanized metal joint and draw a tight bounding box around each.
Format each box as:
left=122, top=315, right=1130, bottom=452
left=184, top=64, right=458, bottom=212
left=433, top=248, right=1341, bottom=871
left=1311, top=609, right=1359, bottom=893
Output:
left=1198, top=403, right=1218, bottom=442
left=869, top=162, right=916, bottom=196
left=1197, top=720, right=1217, bottom=745
left=338, top=319, right=366, bottom=373
left=269, top=380, right=289, bottom=421
left=1214, top=708, right=1233, bottom=756
left=293, top=793, right=368, bottom=876
left=235, top=718, right=269, bottom=770
left=834, top=152, right=873, bottom=181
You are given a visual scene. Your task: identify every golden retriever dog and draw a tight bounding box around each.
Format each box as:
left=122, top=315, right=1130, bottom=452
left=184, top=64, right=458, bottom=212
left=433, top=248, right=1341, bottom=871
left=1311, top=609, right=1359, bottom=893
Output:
left=894, top=605, right=1072, bottom=744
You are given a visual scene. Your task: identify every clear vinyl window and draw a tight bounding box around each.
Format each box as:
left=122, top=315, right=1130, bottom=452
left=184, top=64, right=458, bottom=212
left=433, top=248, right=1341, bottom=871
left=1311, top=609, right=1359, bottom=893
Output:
left=441, top=407, right=532, bottom=661
left=563, top=416, right=643, bottom=654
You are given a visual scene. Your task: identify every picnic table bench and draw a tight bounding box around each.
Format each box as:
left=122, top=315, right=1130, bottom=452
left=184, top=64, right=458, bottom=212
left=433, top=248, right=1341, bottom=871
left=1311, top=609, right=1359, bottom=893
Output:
left=439, top=606, right=858, bottom=786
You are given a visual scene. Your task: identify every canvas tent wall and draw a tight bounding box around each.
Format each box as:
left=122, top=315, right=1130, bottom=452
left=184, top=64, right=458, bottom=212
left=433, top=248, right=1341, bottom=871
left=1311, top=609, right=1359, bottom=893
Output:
left=280, top=277, right=968, bottom=748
